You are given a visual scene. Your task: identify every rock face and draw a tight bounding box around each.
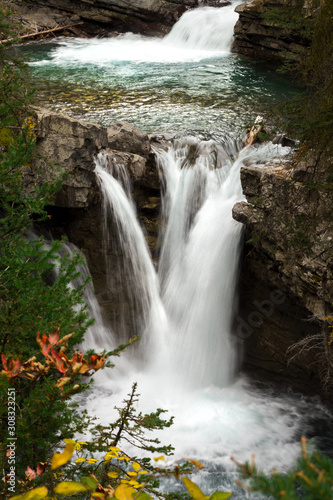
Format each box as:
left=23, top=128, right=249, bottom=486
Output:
left=8, top=0, right=230, bottom=36
left=32, top=109, right=155, bottom=207
left=232, top=0, right=314, bottom=62
left=30, top=109, right=161, bottom=331
left=233, top=156, right=333, bottom=397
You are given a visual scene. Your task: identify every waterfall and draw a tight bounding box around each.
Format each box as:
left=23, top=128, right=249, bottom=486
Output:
left=163, top=6, right=238, bottom=51
left=94, top=153, right=168, bottom=360
left=37, top=3, right=239, bottom=67
left=155, top=137, right=243, bottom=388
left=93, top=138, right=293, bottom=391
left=82, top=139, right=325, bottom=482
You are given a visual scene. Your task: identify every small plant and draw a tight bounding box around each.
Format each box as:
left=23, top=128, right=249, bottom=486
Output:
left=233, top=437, right=333, bottom=499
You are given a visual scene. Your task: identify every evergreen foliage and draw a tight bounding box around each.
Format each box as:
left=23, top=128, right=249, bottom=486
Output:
left=234, top=437, right=333, bottom=499
left=0, top=4, right=94, bottom=485
left=273, top=0, right=333, bottom=178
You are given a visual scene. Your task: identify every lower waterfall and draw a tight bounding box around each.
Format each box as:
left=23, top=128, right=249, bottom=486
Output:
left=76, top=137, right=332, bottom=498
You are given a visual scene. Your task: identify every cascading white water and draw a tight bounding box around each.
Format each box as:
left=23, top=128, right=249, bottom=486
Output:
left=59, top=241, right=115, bottom=351
left=33, top=4, right=239, bottom=66
left=82, top=139, right=323, bottom=492
left=94, top=153, right=168, bottom=358
left=163, top=6, right=238, bottom=51
left=155, top=137, right=243, bottom=388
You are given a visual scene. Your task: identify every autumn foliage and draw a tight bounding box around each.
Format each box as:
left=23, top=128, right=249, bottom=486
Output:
left=1, top=327, right=106, bottom=389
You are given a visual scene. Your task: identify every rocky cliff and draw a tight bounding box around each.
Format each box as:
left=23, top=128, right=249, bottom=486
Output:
left=232, top=0, right=315, bottom=62
left=232, top=154, right=333, bottom=396
left=8, top=0, right=230, bottom=36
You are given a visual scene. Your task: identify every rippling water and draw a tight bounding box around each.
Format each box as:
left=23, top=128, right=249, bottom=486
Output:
left=22, top=6, right=295, bottom=137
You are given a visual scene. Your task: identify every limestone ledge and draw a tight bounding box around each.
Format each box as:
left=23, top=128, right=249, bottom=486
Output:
left=232, top=0, right=314, bottom=62
left=29, top=108, right=156, bottom=208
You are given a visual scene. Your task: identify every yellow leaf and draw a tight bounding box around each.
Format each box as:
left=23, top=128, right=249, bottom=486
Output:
left=209, top=493, right=232, bottom=500
left=63, top=439, right=76, bottom=445
left=187, top=459, right=205, bottom=470
left=138, top=471, right=148, bottom=475
left=75, top=458, right=86, bottom=463
left=153, top=456, right=165, bottom=462
left=110, top=446, right=121, bottom=452
left=10, top=486, right=48, bottom=500
left=54, top=481, right=87, bottom=495
left=78, top=441, right=88, bottom=445
left=108, top=472, right=119, bottom=479
left=182, top=477, right=206, bottom=500
left=127, top=472, right=137, bottom=477
left=128, top=481, right=142, bottom=488
left=74, top=443, right=81, bottom=450
left=105, top=451, right=117, bottom=461
left=51, top=443, right=75, bottom=470
left=132, top=462, right=141, bottom=472
left=86, top=458, right=98, bottom=463
left=115, top=484, right=136, bottom=500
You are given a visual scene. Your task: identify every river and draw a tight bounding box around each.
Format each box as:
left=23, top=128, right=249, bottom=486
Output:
left=23, top=3, right=332, bottom=498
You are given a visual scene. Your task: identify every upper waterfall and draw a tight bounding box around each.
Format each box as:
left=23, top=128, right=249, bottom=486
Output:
left=33, top=4, right=239, bottom=66
left=163, top=6, right=239, bottom=52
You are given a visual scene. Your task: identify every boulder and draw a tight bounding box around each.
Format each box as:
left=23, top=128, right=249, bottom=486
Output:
left=107, top=123, right=150, bottom=159
left=28, top=109, right=158, bottom=208
left=34, top=108, right=108, bottom=208
left=101, top=149, right=147, bottom=182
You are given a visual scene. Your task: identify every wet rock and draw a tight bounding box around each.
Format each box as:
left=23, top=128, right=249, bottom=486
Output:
left=101, top=149, right=147, bottom=183
left=34, top=108, right=107, bottom=208
left=29, top=109, right=159, bottom=208
left=107, top=123, right=150, bottom=159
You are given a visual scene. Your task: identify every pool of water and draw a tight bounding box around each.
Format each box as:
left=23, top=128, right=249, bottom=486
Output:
left=21, top=8, right=296, bottom=138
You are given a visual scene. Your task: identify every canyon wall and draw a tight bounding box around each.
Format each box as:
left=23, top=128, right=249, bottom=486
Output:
left=232, top=155, right=333, bottom=397
left=8, top=0, right=230, bottom=36
left=231, top=0, right=316, bottom=62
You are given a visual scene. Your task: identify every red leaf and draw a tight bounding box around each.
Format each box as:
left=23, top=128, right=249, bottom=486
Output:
left=36, top=462, right=49, bottom=476
left=1, top=354, right=8, bottom=370
left=49, top=327, right=60, bottom=346
left=25, top=466, right=36, bottom=480
left=50, top=349, right=68, bottom=374
left=2, top=358, right=24, bottom=377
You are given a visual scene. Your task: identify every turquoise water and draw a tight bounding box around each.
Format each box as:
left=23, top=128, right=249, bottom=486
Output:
left=22, top=32, right=295, bottom=138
